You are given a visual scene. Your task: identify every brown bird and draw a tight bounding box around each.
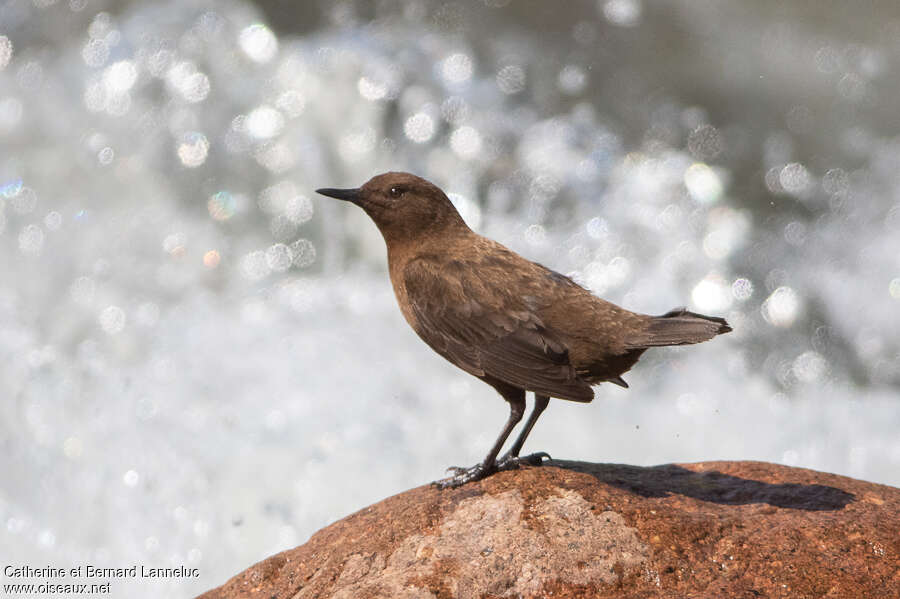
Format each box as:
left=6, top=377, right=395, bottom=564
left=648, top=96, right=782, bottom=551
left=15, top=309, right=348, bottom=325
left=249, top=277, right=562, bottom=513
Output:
left=317, top=172, right=731, bottom=488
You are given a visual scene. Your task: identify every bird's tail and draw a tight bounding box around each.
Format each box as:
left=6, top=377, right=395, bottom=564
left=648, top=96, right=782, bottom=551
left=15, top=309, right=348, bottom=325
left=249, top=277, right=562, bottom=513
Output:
left=627, top=307, right=732, bottom=348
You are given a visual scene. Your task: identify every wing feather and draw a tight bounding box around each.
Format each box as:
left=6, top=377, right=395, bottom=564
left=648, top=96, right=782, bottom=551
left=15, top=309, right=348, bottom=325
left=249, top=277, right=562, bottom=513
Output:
left=403, top=257, right=593, bottom=402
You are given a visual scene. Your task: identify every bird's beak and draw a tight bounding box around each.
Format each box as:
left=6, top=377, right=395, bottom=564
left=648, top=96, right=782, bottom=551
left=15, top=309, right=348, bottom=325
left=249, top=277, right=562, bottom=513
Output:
left=315, top=187, right=361, bottom=204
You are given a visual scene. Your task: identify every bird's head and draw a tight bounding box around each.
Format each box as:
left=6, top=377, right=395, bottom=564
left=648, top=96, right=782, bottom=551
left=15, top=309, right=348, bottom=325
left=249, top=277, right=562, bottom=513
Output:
left=316, top=172, right=468, bottom=244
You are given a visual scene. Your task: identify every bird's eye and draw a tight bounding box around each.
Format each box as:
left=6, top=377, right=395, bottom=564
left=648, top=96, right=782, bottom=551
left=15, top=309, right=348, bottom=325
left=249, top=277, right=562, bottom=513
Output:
left=389, top=187, right=402, bottom=198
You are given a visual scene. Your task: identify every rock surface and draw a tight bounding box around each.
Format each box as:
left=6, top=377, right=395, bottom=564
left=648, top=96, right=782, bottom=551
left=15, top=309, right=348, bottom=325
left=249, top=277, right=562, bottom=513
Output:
left=200, top=461, right=899, bottom=598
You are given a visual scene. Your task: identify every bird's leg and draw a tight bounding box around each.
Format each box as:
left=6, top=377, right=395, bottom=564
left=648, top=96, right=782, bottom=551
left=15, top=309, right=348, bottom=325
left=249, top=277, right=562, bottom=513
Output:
left=496, top=394, right=551, bottom=470
left=434, top=387, right=525, bottom=489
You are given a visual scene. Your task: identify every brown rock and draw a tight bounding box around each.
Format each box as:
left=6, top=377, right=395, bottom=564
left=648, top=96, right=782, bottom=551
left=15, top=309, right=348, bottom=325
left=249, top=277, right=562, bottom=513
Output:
left=199, top=461, right=900, bottom=598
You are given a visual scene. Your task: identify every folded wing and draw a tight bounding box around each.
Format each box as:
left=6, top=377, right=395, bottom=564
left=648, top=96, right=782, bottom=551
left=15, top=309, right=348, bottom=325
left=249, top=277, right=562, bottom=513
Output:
left=403, top=257, right=594, bottom=402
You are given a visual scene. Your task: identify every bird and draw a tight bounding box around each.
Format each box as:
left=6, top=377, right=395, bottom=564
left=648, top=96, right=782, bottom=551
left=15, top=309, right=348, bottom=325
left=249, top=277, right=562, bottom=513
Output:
left=316, top=172, right=731, bottom=488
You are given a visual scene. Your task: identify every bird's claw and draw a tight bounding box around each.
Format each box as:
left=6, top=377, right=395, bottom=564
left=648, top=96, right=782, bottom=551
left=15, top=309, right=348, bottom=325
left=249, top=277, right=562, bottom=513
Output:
left=433, top=452, right=551, bottom=489
left=433, top=462, right=497, bottom=489
left=496, top=451, right=551, bottom=471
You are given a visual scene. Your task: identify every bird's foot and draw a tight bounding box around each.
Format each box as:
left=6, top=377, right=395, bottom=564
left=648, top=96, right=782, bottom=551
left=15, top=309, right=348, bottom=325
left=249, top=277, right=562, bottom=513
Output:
left=432, top=462, right=497, bottom=489
left=495, top=451, right=551, bottom=471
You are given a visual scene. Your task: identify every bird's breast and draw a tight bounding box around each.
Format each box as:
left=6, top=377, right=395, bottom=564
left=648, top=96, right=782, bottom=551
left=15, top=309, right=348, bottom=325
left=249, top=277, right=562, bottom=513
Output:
left=387, top=257, right=420, bottom=331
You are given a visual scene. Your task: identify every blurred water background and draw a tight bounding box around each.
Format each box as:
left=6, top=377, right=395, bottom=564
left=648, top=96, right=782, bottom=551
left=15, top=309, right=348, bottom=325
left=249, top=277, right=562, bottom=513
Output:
left=2, top=0, right=899, bottom=596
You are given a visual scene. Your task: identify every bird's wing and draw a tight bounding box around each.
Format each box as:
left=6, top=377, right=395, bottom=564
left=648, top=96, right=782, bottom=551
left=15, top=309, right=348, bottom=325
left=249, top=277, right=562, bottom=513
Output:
left=402, top=256, right=594, bottom=402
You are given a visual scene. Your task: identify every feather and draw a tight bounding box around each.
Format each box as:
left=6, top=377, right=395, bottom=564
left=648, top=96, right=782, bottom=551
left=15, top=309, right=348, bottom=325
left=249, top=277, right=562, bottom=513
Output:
left=625, top=307, right=732, bottom=349
left=403, top=256, right=594, bottom=402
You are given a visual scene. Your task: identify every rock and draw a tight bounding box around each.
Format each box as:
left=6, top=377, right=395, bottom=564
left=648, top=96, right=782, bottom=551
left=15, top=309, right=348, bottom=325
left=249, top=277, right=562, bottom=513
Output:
left=199, top=461, right=900, bottom=598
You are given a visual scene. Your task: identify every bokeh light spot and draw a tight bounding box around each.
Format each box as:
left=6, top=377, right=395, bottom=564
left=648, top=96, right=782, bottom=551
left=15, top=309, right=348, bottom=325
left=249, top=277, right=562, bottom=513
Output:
left=269, top=215, right=297, bottom=242
left=558, top=65, right=588, bottom=95
left=732, top=278, right=754, bottom=301
left=1, top=179, right=23, bottom=199
left=99, top=305, right=126, bottom=334
left=44, top=211, right=62, bottom=230
left=358, top=76, right=388, bottom=101
left=276, top=89, right=306, bottom=116
left=6, top=518, right=23, bottom=534
left=0, top=36, right=13, bottom=70
left=18, top=60, right=44, bottom=90
left=166, top=61, right=210, bottom=103
left=441, top=53, right=473, bottom=84
left=762, top=286, right=801, bottom=327
left=687, top=124, right=723, bottom=160
left=290, top=239, right=316, bottom=268
left=81, top=38, right=109, bottom=67
left=239, top=24, right=278, bottom=64
left=266, top=243, right=292, bottom=272
left=38, top=530, right=56, bottom=548
left=239, top=250, right=270, bottom=280
left=18, top=224, right=44, bottom=255
left=692, top=274, right=733, bottom=312
left=703, top=207, right=749, bottom=259
left=684, top=163, right=723, bottom=204
left=338, top=127, right=376, bottom=162
left=497, top=65, right=525, bottom=94
left=259, top=181, right=293, bottom=214
left=285, top=195, right=313, bottom=224
left=602, top=0, right=642, bottom=27
left=63, top=437, right=83, bottom=459
left=889, top=278, right=900, bottom=300
left=784, top=221, right=807, bottom=246
left=255, top=141, right=294, bottom=173
left=123, top=469, right=139, bottom=487
left=822, top=168, right=848, bottom=196
left=177, top=132, right=209, bottom=167
left=162, top=232, right=185, bottom=255
left=245, top=105, right=284, bottom=139
left=97, top=146, right=114, bottom=165
left=103, top=60, right=137, bottom=93
left=779, top=162, right=811, bottom=196
left=69, top=276, right=95, bottom=305
left=441, top=96, right=470, bottom=125
left=404, top=113, right=435, bottom=143
left=259, top=181, right=314, bottom=225
left=208, top=191, right=236, bottom=221
left=793, top=351, right=828, bottom=383
left=449, top=126, right=482, bottom=159
left=202, top=250, right=220, bottom=269
left=10, top=186, right=36, bottom=212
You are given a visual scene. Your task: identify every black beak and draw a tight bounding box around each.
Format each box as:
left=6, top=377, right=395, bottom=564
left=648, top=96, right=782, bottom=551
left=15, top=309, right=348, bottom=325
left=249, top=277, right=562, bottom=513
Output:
left=315, top=187, right=361, bottom=204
